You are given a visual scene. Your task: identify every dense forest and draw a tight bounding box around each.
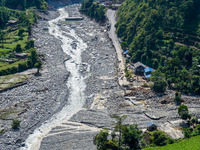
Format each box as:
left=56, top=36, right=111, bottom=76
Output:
left=116, top=0, right=200, bottom=94
left=0, top=0, right=47, bottom=29
left=80, top=0, right=106, bottom=22
left=0, top=0, right=47, bottom=10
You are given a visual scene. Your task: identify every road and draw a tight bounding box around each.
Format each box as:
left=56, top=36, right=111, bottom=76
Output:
left=106, top=9, right=129, bottom=86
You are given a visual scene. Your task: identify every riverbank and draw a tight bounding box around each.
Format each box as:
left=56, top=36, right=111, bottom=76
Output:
left=39, top=4, right=200, bottom=150
left=0, top=8, right=70, bottom=150
left=1, top=2, right=200, bottom=150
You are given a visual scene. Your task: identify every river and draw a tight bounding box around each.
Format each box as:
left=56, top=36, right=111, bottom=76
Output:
left=21, top=6, right=88, bottom=150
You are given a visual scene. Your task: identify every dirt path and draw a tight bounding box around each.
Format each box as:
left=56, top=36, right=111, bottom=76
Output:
left=106, top=9, right=129, bottom=86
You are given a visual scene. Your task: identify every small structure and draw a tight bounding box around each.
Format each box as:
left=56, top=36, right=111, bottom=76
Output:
left=43, top=27, right=49, bottom=31
left=15, top=53, right=28, bottom=59
left=126, top=54, right=131, bottom=59
left=144, top=67, right=154, bottom=78
left=111, top=4, right=121, bottom=10
left=104, top=1, right=111, bottom=5
left=6, top=20, right=18, bottom=27
left=0, top=59, right=16, bottom=64
left=65, top=17, right=84, bottom=21
left=133, top=62, right=147, bottom=74
left=147, top=121, right=157, bottom=131
left=123, top=49, right=129, bottom=58
left=196, top=114, right=200, bottom=124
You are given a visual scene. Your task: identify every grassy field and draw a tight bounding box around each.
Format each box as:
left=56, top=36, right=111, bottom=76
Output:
left=0, top=73, right=28, bottom=90
left=144, top=135, right=200, bottom=150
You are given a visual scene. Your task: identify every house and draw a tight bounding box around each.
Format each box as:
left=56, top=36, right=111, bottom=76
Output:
left=144, top=67, right=154, bottom=78
left=195, top=114, right=200, bottom=124
left=147, top=121, right=157, bottom=131
left=104, top=1, right=111, bottom=5
left=15, top=53, right=28, bottom=59
left=123, top=50, right=130, bottom=58
left=126, top=54, right=131, bottom=59
left=6, top=20, right=18, bottom=27
left=133, top=62, right=147, bottom=74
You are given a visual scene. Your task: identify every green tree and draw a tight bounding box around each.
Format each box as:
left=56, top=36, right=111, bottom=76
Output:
left=196, top=124, right=200, bottom=134
left=18, top=62, right=27, bottom=72
left=111, top=115, right=127, bottom=149
left=174, top=91, right=181, bottom=105
left=178, top=104, right=190, bottom=120
left=34, top=61, right=42, bottom=74
left=152, top=130, right=168, bottom=146
left=29, top=48, right=37, bottom=66
left=121, top=42, right=128, bottom=50
left=12, top=119, right=20, bottom=130
left=25, top=40, right=34, bottom=49
left=122, top=125, right=142, bottom=149
left=0, top=30, right=5, bottom=48
left=190, top=116, right=197, bottom=127
left=152, top=79, right=167, bottom=93
left=183, top=128, right=192, bottom=138
left=28, top=24, right=32, bottom=36
left=15, top=44, right=22, bottom=53
left=93, top=129, right=109, bottom=150
left=18, top=28, right=25, bottom=36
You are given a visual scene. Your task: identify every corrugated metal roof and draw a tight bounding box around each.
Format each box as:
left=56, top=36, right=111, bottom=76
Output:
left=144, top=67, right=154, bottom=72
left=147, top=121, right=157, bottom=127
left=145, top=74, right=151, bottom=78
left=133, top=62, right=146, bottom=69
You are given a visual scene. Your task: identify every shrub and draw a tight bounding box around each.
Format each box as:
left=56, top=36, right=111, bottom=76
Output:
left=196, top=124, right=200, bottom=134
left=34, top=61, right=42, bottom=74
left=11, top=119, right=20, bottom=130
left=93, top=129, right=109, bottom=150
left=15, top=44, right=22, bottom=53
left=29, top=48, right=38, bottom=66
left=174, top=91, right=181, bottom=104
left=25, top=40, right=34, bottom=49
left=18, top=62, right=28, bottom=72
left=18, top=28, right=25, bottom=36
left=183, top=128, right=192, bottom=138
left=106, top=140, right=118, bottom=150
left=152, top=79, right=167, bottom=93
left=152, top=130, right=168, bottom=146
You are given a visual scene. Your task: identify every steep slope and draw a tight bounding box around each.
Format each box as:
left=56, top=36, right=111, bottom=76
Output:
left=116, top=0, right=200, bottom=94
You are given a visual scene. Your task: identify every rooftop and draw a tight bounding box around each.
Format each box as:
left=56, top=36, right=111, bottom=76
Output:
left=144, top=67, right=154, bottom=73
left=147, top=121, right=157, bottom=127
left=133, top=62, right=147, bottom=69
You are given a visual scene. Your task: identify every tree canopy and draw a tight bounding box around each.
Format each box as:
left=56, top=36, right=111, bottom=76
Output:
left=116, top=0, right=200, bottom=94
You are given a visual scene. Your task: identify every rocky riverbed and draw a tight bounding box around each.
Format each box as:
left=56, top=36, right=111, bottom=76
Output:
left=0, top=3, right=200, bottom=150
left=0, top=6, right=70, bottom=150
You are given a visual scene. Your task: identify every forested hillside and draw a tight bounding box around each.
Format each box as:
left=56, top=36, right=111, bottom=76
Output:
left=0, top=0, right=47, bottom=76
left=0, top=0, right=47, bottom=10
left=116, top=0, right=200, bottom=94
left=0, top=0, right=47, bottom=29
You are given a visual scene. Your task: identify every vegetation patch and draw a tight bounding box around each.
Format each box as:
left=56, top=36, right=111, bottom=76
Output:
left=116, top=0, right=200, bottom=94
left=0, top=110, right=18, bottom=120
left=143, top=135, right=200, bottom=150
left=80, top=0, right=106, bottom=22
left=0, top=74, right=28, bottom=90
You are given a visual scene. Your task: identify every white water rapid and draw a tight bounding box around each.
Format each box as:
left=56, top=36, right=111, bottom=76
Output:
left=21, top=6, right=87, bottom=150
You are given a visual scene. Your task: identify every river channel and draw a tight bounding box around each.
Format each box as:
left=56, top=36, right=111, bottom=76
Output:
left=21, top=6, right=88, bottom=150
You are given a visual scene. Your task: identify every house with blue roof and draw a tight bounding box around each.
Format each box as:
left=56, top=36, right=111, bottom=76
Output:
left=144, top=67, right=154, bottom=78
